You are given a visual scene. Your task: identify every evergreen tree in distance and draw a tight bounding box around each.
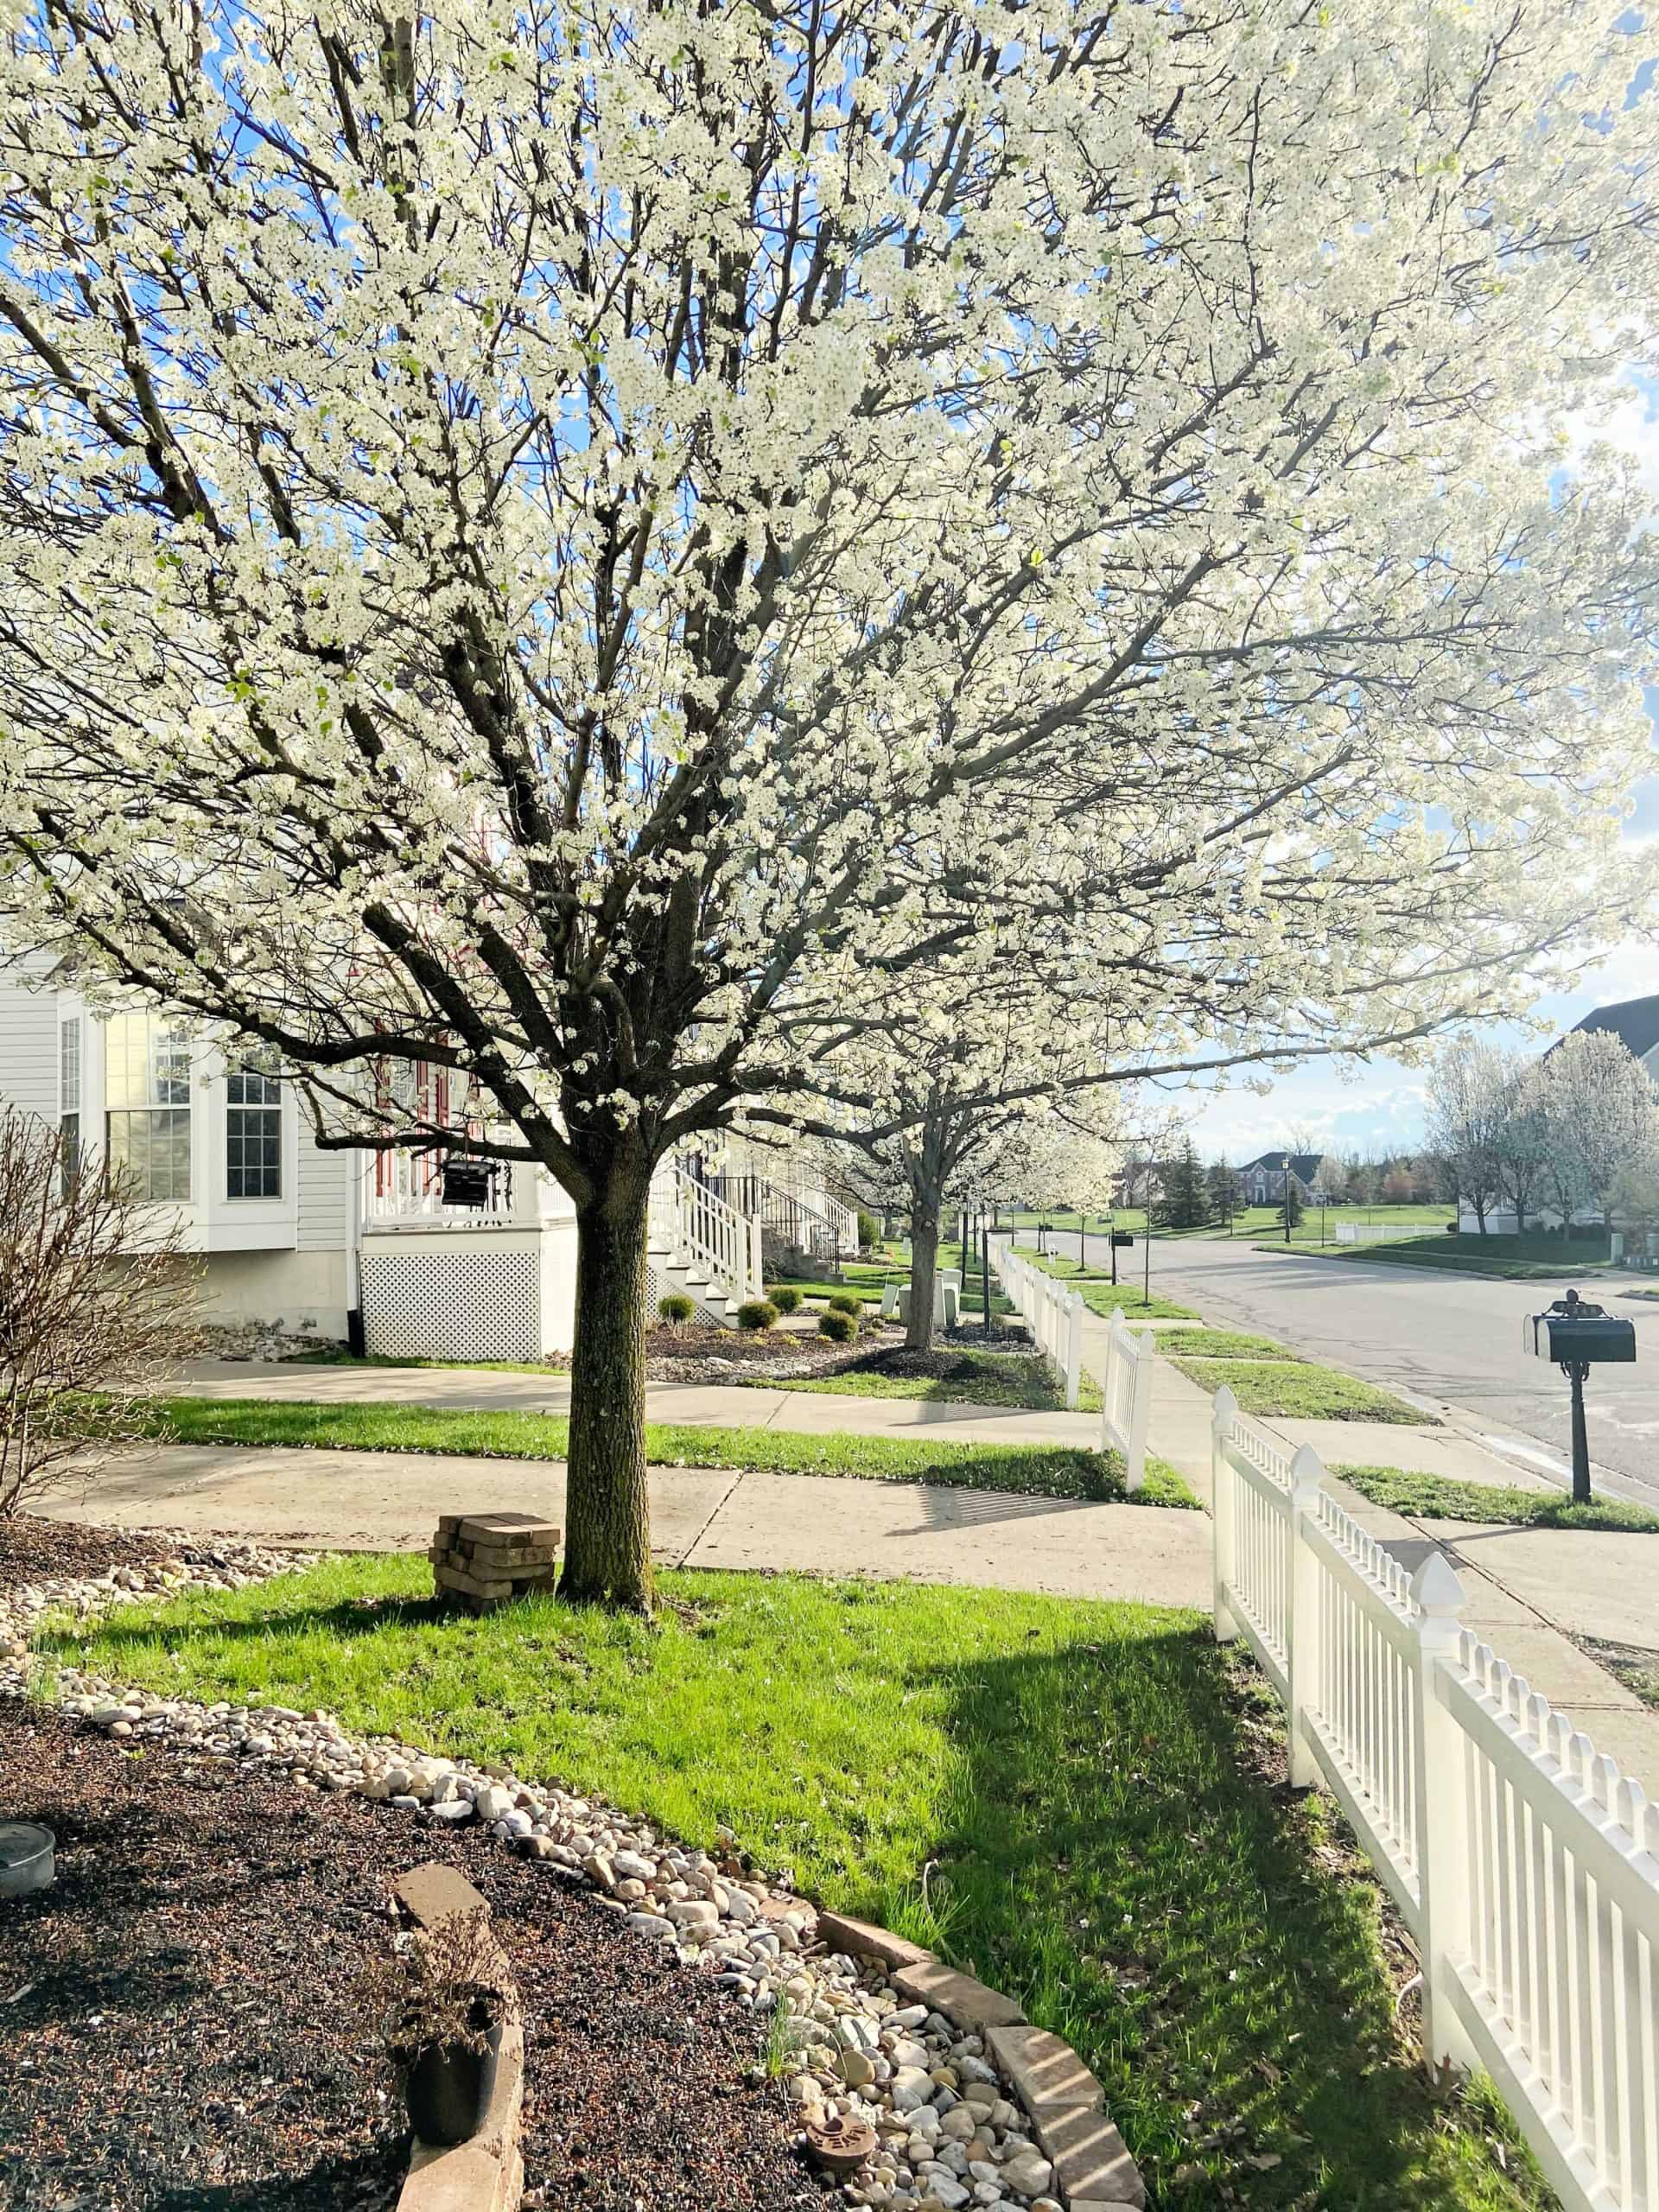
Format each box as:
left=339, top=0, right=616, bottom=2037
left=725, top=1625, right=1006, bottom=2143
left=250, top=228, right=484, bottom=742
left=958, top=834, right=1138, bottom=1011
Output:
left=1206, top=1159, right=1236, bottom=1230
left=1154, top=1141, right=1208, bottom=1231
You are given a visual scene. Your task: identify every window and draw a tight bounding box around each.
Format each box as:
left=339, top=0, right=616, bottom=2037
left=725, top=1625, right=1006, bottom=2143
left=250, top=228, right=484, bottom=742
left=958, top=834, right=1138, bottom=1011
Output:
left=226, top=1069, right=282, bottom=1200
left=105, top=1013, right=192, bottom=1202
left=59, top=1015, right=81, bottom=1197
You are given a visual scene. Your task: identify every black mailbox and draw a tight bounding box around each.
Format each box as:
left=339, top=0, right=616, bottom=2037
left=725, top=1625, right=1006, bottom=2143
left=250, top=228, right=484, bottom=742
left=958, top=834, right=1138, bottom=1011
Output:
left=1111, top=1231, right=1135, bottom=1249
left=1525, top=1296, right=1635, bottom=1365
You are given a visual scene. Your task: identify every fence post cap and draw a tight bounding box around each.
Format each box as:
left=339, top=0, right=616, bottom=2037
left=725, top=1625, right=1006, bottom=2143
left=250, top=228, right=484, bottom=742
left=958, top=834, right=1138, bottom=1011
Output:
left=1109, top=1304, right=1125, bottom=1325
left=1211, top=1383, right=1237, bottom=1428
left=1409, top=1550, right=1466, bottom=1619
left=1288, top=1443, right=1325, bottom=1499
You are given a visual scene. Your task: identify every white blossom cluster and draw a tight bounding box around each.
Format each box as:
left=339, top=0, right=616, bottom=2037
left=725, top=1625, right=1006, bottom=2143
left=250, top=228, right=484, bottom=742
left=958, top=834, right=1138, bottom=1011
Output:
left=0, top=0, right=1655, bottom=1218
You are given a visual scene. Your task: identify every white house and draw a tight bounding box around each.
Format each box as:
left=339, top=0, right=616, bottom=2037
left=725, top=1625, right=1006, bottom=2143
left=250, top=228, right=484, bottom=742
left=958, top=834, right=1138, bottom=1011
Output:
left=0, top=957, right=856, bottom=1361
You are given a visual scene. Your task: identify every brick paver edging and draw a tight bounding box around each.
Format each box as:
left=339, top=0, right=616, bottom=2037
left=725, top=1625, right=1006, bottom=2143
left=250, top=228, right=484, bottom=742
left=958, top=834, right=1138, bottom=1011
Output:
left=817, top=1914, right=1145, bottom=2209
left=395, top=1862, right=526, bottom=2212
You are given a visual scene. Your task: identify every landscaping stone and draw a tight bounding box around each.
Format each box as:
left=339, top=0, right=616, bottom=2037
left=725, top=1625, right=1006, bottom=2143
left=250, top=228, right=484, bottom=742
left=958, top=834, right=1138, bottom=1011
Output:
left=1030, top=2111, right=1143, bottom=2207
left=983, top=2027, right=1102, bottom=2117
left=431, top=1512, right=560, bottom=1613
left=817, top=1910, right=934, bottom=1969
left=893, top=1962, right=1027, bottom=2030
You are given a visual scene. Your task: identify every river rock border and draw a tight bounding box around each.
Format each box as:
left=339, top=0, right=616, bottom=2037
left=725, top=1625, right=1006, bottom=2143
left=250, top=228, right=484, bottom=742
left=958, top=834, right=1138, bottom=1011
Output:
left=1, top=1539, right=1145, bottom=2212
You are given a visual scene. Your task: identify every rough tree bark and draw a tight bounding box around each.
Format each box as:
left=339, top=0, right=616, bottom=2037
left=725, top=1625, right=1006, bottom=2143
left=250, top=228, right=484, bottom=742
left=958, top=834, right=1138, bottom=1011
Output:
left=560, top=1154, right=654, bottom=1611
left=906, top=1196, right=942, bottom=1351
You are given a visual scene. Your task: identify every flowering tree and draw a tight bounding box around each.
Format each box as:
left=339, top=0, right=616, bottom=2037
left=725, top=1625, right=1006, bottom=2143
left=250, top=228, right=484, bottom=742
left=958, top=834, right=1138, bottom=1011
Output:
left=2, top=0, right=1657, bottom=1606
left=1536, top=1031, right=1659, bottom=1235
left=1425, top=1039, right=1512, bottom=1232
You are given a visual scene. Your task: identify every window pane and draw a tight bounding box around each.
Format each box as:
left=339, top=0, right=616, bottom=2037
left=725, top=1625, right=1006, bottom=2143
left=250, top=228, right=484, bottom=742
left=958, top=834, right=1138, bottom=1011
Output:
left=226, top=1102, right=281, bottom=1199
left=60, top=1020, right=80, bottom=1114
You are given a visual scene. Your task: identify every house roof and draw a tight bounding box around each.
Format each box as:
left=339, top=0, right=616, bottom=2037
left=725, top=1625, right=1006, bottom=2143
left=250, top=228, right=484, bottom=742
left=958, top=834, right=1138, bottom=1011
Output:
left=1568, top=993, right=1659, bottom=1062
left=1238, top=1151, right=1327, bottom=1180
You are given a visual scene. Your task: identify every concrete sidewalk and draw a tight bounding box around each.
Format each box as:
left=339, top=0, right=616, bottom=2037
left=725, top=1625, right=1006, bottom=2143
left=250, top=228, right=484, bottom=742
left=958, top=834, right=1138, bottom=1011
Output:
left=1075, top=1310, right=1659, bottom=1783
left=39, top=1440, right=1212, bottom=1610
left=178, top=1360, right=1103, bottom=1450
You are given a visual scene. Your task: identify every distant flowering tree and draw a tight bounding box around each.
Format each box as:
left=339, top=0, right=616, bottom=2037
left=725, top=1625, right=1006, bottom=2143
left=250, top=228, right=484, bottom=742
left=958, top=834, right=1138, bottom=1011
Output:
left=1536, top=1031, right=1659, bottom=1236
left=2, top=0, right=1657, bottom=1605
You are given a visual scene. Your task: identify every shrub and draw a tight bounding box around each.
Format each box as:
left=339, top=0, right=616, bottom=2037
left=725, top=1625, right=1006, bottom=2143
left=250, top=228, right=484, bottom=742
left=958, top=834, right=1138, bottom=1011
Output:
left=658, top=1293, right=696, bottom=1325
left=736, top=1299, right=779, bottom=1332
left=827, top=1291, right=862, bottom=1317
left=856, top=1211, right=879, bottom=1249
left=818, top=1308, right=858, bottom=1343
left=768, top=1285, right=804, bottom=1315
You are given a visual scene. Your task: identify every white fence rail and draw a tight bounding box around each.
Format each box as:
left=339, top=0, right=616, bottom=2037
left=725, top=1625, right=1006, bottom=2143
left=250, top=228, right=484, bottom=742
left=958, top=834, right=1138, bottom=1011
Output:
left=1212, top=1387, right=1659, bottom=2212
left=1334, top=1219, right=1433, bottom=1245
left=989, top=1240, right=1084, bottom=1410
left=1099, top=1305, right=1154, bottom=1491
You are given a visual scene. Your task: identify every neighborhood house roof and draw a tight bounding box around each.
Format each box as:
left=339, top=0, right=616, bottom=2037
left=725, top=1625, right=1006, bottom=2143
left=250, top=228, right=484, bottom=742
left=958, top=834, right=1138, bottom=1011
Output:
left=1238, top=1151, right=1327, bottom=1181
left=1567, top=993, right=1659, bottom=1063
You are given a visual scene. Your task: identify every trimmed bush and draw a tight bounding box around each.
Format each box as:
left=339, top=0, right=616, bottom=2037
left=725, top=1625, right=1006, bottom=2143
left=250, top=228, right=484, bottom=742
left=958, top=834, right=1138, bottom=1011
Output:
left=856, top=1211, right=879, bottom=1249
left=818, top=1308, right=858, bottom=1343
left=827, top=1291, right=862, bottom=1317
left=657, top=1293, right=696, bottom=1325
left=768, top=1285, right=804, bottom=1315
left=736, top=1299, right=779, bottom=1332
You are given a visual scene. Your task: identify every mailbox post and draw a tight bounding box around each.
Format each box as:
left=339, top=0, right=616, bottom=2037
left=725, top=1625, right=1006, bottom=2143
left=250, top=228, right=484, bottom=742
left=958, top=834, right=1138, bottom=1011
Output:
left=1524, top=1288, right=1636, bottom=1503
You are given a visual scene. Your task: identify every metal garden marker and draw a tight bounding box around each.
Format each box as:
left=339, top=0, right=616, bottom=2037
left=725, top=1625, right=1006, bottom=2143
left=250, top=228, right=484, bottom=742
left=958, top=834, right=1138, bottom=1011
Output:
left=1523, top=1287, right=1636, bottom=1503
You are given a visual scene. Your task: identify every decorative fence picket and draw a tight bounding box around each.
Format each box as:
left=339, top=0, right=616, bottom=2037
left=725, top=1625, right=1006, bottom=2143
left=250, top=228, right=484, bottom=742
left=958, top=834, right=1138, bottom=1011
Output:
left=1211, top=1384, right=1659, bottom=2212
left=988, top=1239, right=1084, bottom=1410
left=1099, top=1306, right=1155, bottom=1491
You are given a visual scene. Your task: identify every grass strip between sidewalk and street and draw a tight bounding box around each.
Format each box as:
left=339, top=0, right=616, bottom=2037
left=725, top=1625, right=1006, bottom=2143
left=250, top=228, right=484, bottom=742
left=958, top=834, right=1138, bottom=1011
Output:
left=109, top=1395, right=1197, bottom=1508
left=1168, top=1359, right=1430, bottom=1423
left=44, top=1564, right=1549, bottom=2212
left=1334, top=1464, right=1659, bottom=1532
left=1155, top=1328, right=1309, bottom=1363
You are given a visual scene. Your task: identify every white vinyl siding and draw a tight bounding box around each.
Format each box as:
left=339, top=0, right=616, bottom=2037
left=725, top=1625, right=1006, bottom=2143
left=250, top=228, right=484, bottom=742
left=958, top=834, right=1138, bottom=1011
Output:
left=296, top=1130, right=354, bottom=1251
left=0, top=961, right=60, bottom=1122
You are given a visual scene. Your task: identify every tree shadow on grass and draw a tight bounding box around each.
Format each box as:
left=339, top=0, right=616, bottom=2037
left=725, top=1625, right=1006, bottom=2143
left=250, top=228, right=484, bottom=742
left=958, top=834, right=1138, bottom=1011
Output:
left=909, top=1627, right=1529, bottom=2212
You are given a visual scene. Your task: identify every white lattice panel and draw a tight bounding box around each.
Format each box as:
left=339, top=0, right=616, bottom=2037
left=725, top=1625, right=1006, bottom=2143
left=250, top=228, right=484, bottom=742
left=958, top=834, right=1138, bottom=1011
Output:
left=361, top=1248, right=540, bottom=1363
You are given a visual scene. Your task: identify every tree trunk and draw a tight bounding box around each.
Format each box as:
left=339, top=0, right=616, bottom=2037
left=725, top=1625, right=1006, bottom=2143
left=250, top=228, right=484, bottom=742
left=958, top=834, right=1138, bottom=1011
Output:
left=906, top=1199, right=941, bottom=1350
left=561, top=1162, right=654, bottom=1611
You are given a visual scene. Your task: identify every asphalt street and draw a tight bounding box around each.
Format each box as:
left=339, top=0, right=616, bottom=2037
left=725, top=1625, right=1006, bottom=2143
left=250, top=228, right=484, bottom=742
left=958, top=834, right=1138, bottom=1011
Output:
left=1034, top=1230, right=1659, bottom=1508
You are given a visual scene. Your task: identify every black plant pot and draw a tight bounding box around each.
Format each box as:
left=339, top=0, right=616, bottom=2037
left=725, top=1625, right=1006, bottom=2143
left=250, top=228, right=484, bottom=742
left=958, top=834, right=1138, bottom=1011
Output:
left=404, top=2035, right=489, bottom=2147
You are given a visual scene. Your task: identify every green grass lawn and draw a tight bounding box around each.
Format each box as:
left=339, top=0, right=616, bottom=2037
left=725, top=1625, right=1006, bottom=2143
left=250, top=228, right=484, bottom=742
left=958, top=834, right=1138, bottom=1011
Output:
left=1161, top=1328, right=1309, bottom=1363
left=1335, top=1464, right=1659, bottom=1532
left=1171, top=1360, right=1429, bottom=1423
left=766, top=1346, right=1103, bottom=1414
left=42, top=1563, right=1546, bottom=2212
left=1264, top=1230, right=1614, bottom=1281
left=128, top=1395, right=1195, bottom=1506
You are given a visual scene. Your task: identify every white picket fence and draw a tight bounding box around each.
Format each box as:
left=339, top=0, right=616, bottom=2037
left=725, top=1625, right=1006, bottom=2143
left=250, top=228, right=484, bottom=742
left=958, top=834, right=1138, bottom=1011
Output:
left=1099, top=1305, right=1154, bottom=1491
left=1333, top=1218, right=1431, bottom=1245
left=1211, top=1386, right=1659, bottom=2212
left=989, top=1240, right=1084, bottom=1410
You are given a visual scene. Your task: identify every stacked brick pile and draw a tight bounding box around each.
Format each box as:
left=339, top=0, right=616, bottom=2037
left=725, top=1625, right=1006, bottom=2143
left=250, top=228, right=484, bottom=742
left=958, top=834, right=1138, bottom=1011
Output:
left=430, top=1511, right=561, bottom=1611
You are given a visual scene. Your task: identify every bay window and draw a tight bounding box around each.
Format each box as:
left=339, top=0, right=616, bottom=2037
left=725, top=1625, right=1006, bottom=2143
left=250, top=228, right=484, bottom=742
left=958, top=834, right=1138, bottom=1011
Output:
left=105, top=1013, right=192, bottom=1202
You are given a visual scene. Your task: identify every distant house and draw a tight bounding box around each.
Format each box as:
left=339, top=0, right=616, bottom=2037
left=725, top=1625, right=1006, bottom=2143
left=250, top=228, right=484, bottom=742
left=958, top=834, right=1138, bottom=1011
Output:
left=1561, top=993, right=1659, bottom=1079
left=1236, top=1151, right=1337, bottom=1208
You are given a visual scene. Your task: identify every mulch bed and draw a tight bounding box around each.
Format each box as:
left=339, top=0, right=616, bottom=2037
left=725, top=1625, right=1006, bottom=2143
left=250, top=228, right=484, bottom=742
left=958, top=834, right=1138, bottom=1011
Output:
left=0, top=1702, right=836, bottom=2212
left=0, top=1516, right=174, bottom=1595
